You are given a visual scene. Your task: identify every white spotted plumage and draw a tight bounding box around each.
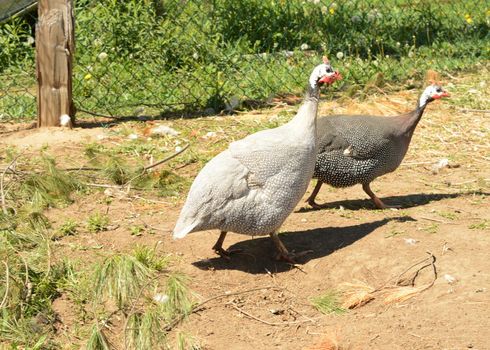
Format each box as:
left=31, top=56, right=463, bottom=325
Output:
left=173, top=63, right=338, bottom=240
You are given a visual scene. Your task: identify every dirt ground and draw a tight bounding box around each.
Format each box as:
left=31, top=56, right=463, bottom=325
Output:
left=1, top=75, right=489, bottom=349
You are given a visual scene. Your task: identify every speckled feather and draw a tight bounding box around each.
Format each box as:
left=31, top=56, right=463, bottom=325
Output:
left=314, top=114, right=414, bottom=188
left=172, top=63, right=337, bottom=238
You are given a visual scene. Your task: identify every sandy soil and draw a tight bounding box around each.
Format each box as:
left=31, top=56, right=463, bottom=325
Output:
left=2, top=82, right=489, bottom=350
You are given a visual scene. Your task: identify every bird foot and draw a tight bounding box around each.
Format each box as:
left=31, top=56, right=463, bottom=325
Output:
left=213, top=247, right=243, bottom=261
left=307, top=199, right=328, bottom=210
left=373, top=198, right=401, bottom=210
left=274, top=250, right=313, bottom=264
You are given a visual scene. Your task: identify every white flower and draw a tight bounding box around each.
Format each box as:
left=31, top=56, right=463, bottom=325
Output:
left=396, top=42, right=401, bottom=47
left=321, top=6, right=328, bottom=14
left=336, top=52, right=344, bottom=59
left=192, top=52, right=199, bottom=60
left=408, top=51, right=414, bottom=58
left=300, top=43, right=309, bottom=51
left=98, top=52, right=108, bottom=61
left=128, top=133, right=138, bottom=140
left=372, top=60, right=379, bottom=66
left=26, top=36, right=35, bottom=45
left=351, top=15, right=361, bottom=23
left=175, top=146, right=183, bottom=152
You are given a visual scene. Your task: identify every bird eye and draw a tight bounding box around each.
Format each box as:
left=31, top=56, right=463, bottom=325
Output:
left=326, top=67, right=333, bottom=73
left=436, top=88, right=442, bottom=92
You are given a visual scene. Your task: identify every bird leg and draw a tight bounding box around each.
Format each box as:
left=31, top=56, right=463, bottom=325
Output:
left=362, top=183, right=400, bottom=210
left=269, top=232, right=312, bottom=264
left=306, top=180, right=327, bottom=209
left=212, top=231, right=242, bottom=260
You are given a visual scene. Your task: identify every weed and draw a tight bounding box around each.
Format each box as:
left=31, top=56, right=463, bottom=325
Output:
left=132, top=245, right=169, bottom=272
left=385, top=229, right=405, bottom=238
left=130, top=225, right=144, bottom=236
left=55, top=219, right=78, bottom=238
left=469, top=220, right=490, bottom=230
left=438, top=211, right=458, bottom=220
left=86, top=212, right=109, bottom=233
left=423, top=223, right=440, bottom=234
left=310, top=290, right=345, bottom=315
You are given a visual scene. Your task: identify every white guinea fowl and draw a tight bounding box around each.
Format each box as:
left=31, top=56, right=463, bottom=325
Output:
left=173, top=58, right=341, bottom=262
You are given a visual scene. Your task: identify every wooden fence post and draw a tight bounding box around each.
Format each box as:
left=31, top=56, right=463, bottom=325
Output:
left=36, top=0, right=75, bottom=127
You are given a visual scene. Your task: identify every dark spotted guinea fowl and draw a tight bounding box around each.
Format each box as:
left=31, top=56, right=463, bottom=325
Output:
left=173, top=58, right=341, bottom=263
left=306, top=83, right=450, bottom=209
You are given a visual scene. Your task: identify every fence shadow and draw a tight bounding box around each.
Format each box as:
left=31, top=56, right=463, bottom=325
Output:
left=192, top=216, right=415, bottom=274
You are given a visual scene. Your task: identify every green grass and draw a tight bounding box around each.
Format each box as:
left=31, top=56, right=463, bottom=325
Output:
left=86, top=212, right=110, bottom=233
left=310, top=290, right=346, bottom=315
left=469, top=220, right=490, bottom=230
left=1, top=0, right=488, bottom=121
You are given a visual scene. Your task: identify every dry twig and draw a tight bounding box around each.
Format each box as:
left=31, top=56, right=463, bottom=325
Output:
left=0, top=261, right=10, bottom=309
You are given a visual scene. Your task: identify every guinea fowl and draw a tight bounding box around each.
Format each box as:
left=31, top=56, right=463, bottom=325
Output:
left=307, top=83, right=449, bottom=209
left=173, top=58, right=341, bottom=262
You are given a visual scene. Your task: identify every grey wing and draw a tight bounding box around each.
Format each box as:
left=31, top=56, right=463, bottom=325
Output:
left=318, top=116, right=391, bottom=160
left=228, top=127, right=303, bottom=187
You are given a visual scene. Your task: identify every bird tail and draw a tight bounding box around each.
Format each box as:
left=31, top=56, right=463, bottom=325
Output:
left=172, top=218, right=198, bottom=239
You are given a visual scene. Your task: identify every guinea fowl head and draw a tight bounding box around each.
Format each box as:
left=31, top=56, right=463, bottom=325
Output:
left=418, top=82, right=450, bottom=108
left=309, top=56, right=342, bottom=90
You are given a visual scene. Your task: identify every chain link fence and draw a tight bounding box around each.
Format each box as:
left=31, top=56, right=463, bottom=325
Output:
left=1, top=0, right=488, bottom=122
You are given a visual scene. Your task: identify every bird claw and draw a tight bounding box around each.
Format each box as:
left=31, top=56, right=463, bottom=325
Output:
left=274, top=250, right=313, bottom=264
left=307, top=199, right=328, bottom=210
left=213, top=247, right=243, bottom=261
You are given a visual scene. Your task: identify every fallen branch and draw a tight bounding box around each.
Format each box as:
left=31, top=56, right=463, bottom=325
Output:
left=458, top=108, right=490, bottom=114
left=0, top=261, right=9, bottom=309
left=164, top=285, right=282, bottom=332
left=143, top=143, right=189, bottom=171
left=229, top=303, right=316, bottom=326
left=0, top=154, right=23, bottom=214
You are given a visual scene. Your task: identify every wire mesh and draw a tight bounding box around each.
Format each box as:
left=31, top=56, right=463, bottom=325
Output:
left=0, top=0, right=488, bottom=122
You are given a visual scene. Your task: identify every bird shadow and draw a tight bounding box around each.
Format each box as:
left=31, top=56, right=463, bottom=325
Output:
left=298, top=191, right=486, bottom=212
left=192, top=216, right=415, bottom=274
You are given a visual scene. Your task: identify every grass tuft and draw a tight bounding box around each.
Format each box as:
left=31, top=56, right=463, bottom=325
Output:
left=94, top=254, right=151, bottom=309
left=310, top=290, right=345, bottom=315
left=87, top=323, right=112, bottom=350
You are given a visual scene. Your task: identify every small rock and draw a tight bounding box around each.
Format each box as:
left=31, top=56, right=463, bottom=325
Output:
left=59, top=114, right=71, bottom=127
left=204, top=131, right=217, bottom=139
left=150, top=125, right=179, bottom=137
left=403, top=238, right=418, bottom=245
left=127, top=133, right=138, bottom=140
left=444, top=274, right=457, bottom=284
left=103, top=189, right=114, bottom=197
left=175, top=146, right=183, bottom=152
left=431, top=158, right=449, bottom=174
left=269, top=309, right=284, bottom=315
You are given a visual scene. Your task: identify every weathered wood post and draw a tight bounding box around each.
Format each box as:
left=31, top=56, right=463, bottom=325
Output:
left=36, top=0, right=75, bottom=127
